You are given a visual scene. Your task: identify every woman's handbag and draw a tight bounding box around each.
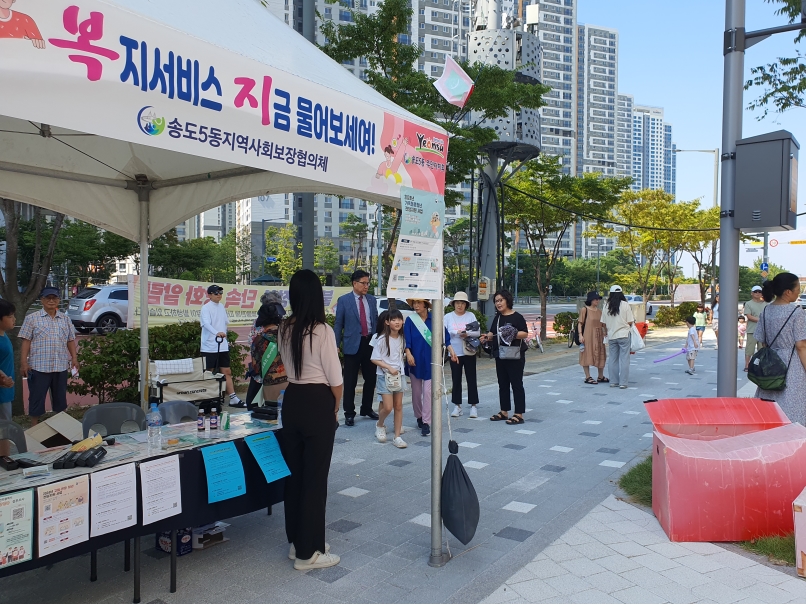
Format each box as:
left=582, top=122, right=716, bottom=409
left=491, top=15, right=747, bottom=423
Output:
left=497, top=330, right=521, bottom=360
left=629, top=324, right=645, bottom=352
left=384, top=371, right=403, bottom=392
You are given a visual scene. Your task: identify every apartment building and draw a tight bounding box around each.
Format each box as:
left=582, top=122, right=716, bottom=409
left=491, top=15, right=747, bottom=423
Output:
left=632, top=104, right=675, bottom=196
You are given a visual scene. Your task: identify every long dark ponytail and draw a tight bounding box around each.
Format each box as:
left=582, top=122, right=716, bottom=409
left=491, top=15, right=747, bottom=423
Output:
left=607, top=292, right=625, bottom=316
left=279, top=269, right=327, bottom=380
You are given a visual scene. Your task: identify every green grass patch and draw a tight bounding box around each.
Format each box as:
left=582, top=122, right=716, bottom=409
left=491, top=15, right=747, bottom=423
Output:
left=618, top=456, right=653, bottom=507
left=742, top=533, right=796, bottom=567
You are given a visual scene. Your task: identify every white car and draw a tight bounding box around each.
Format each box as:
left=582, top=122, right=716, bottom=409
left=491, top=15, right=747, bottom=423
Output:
left=624, top=294, right=653, bottom=316
left=377, top=298, right=415, bottom=319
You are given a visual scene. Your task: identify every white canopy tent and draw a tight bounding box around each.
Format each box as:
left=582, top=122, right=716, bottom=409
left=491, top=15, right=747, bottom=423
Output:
left=1, top=0, right=450, bottom=565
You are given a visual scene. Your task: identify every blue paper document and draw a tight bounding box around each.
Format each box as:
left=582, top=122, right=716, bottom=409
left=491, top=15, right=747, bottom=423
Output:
left=244, top=432, right=291, bottom=484
left=201, top=442, right=246, bottom=503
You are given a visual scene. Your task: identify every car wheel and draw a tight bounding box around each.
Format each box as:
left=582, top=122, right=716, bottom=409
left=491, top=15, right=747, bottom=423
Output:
left=96, top=314, right=121, bottom=335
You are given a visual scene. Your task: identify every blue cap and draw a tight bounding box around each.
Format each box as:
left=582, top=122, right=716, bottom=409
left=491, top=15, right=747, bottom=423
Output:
left=40, top=287, right=60, bottom=298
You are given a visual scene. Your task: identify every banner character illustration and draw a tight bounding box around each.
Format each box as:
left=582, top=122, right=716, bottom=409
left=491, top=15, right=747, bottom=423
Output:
left=0, top=0, right=45, bottom=48
left=376, top=135, right=409, bottom=184
left=430, top=211, right=442, bottom=239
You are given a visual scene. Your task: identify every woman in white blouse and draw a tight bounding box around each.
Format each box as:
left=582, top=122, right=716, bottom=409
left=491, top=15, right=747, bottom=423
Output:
left=445, top=292, right=481, bottom=418
left=278, top=270, right=343, bottom=571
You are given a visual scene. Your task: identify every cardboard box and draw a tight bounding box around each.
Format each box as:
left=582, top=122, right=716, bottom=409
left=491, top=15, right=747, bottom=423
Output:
left=794, top=487, right=806, bottom=577
left=192, top=522, right=229, bottom=550
left=155, top=528, right=193, bottom=556
left=24, top=411, right=84, bottom=451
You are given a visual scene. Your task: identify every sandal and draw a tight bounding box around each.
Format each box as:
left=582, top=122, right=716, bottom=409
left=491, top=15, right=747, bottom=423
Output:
left=597, top=377, right=610, bottom=383
left=490, top=411, right=509, bottom=421
left=584, top=377, right=597, bottom=385
left=506, top=415, right=525, bottom=425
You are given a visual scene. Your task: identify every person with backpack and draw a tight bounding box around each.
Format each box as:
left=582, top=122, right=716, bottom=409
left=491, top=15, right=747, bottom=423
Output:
left=750, top=273, right=806, bottom=425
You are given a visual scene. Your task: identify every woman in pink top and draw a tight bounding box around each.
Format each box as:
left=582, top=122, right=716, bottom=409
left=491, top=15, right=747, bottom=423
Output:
left=278, top=269, right=343, bottom=572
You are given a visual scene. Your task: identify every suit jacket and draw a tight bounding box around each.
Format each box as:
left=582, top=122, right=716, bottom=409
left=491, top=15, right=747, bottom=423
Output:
left=334, top=291, right=378, bottom=355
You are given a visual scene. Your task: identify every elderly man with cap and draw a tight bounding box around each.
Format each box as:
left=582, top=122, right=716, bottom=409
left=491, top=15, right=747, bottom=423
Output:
left=201, top=284, right=245, bottom=407
left=403, top=296, right=455, bottom=436
left=444, top=292, right=481, bottom=418
left=19, top=286, right=79, bottom=425
left=743, top=285, right=768, bottom=372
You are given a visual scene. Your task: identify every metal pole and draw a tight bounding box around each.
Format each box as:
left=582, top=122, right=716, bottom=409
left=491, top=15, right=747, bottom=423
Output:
left=596, top=240, right=600, bottom=291
left=763, top=231, right=769, bottom=272
left=479, top=152, right=499, bottom=316
left=138, top=185, right=150, bottom=410
left=262, top=218, right=267, bottom=272
left=429, top=298, right=448, bottom=567
left=377, top=205, right=383, bottom=294
left=299, top=0, right=316, bottom=270
left=710, top=150, right=719, bottom=303
left=514, top=249, right=519, bottom=299
left=716, top=0, right=744, bottom=397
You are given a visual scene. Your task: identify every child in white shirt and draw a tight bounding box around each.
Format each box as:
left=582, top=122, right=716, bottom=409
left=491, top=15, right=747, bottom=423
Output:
left=685, top=316, right=699, bottom=375
left=370, top=310, right=407, bottom=448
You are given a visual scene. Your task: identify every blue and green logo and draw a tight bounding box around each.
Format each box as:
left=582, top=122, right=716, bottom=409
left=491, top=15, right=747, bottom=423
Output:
left=137, top=106, right=165, bottom=136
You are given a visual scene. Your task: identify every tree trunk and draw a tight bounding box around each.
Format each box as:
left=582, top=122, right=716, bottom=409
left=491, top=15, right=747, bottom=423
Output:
left=382, top=210, right=401, bottom=279
left=540, top=289, right=548, bottom=341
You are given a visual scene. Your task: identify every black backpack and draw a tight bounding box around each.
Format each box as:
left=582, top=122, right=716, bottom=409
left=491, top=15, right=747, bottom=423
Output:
left=747, top=306, right=798, bottom=391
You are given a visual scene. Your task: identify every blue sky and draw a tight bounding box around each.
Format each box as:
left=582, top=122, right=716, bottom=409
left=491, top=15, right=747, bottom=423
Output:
left=578, top=0, right=806, bottom=275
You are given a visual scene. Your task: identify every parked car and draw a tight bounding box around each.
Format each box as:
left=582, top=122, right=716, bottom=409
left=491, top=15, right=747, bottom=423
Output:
left=377, top=298, right=415, bottom=320
left=624, top=294, right=653, bottom=316
left=66, top=285, right=128, bottom=334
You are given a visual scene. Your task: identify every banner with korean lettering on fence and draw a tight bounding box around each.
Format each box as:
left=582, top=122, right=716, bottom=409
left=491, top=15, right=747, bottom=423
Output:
left=127, top=276, right=351, bottom=328
left=386, top=187, right=445, bottom=301
left=0, top=0, right=447, bottom=199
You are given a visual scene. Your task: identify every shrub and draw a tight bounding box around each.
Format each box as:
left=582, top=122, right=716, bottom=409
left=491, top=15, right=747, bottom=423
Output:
left=675, top=301, right=700, bottom=322
left=69, top=321, right=246, bottom=404
left=443, top=306, right=488, bottom=333
left=553, top=311, right=579, bottom=335
left=653, top=306, right=678, bottom=327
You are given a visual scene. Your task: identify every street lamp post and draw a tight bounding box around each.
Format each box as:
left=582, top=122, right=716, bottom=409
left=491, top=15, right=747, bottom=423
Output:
left=596, top=239, right=601, bottom=292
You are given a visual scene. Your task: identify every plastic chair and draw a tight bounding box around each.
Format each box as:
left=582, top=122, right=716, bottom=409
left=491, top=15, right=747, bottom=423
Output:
left=158, top=401, right=198, bottom=425
left=0, top=419, right=27, bottom=454
left=82, top=402, right=146, bottom=438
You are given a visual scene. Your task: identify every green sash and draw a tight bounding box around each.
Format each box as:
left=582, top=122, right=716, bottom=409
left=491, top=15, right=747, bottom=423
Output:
left=251, top=340, right=279, bottom=407
left=410, top=314, right=432, bottom=346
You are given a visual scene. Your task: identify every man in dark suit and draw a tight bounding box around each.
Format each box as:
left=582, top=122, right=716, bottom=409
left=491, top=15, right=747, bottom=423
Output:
left=334, top=270, right=379, bottom=426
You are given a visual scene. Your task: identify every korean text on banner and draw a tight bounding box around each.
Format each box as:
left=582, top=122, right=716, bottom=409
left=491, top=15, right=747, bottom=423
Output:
left=386, top=187, right=445, bottom=300
left=0, top=489, right=34, bottom=569
left=1, top=0, right=447, bottom=201
left=201, top=441, right=246, bottom=504
left=244, top=432, right=290, bottom=484
left=37, top=476, right=90, bottom=557
left=127, top=275, right=352, bottom=328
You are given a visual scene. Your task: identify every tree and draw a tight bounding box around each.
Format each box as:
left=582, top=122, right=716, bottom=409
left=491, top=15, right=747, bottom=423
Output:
left=314, top=239, right=340, bottom=283
left=444, top=217, right=471, bottom=294
left=339, top=213, right=368, bottom=272
left=264, top=225, right=302, bottom=284
left=753, top=257, right=789, bottom=279
left=679, top=207, right=720, bottom=304
left=504, top=157, right=630, bottom=339
left=745, top=1, right=806, bottom=118
left=0, top=201, right=65, bottom=415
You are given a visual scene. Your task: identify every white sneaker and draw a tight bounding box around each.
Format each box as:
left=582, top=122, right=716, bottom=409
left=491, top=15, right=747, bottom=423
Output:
left=294, top=551, right=340, bottom=570
left=375, top=424, right=387, bottom=443
left=289, top=542, right=330, bottom=560
left=451, top=405, right=463, bottom=417
left=469, top=406, right=478, bottom=418
left=393, top=437, right=408, bottom=448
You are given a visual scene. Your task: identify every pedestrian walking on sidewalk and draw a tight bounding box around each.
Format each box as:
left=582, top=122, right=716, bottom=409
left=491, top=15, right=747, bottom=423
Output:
left=445, top=291, right=481, bottom=419
left=738, top=316, right=747, bottom=349
left=482, top=290, right=529, bottom=425
left=743, top=286, right=768, bottom=372
left=404, top=297, right=454, bottom=436
left=710, top=294, right=720, bottom=347
left=684, top=316, right=699, bottom=375
left=601, top=285, right=635, bottom=390
left=334, top=270, right=379, bottom=426
left=200, top=285, right=245, bottom=407
left=693, top=304, right=708, bottom=347
left=371, top=309, right=407, bottom=448
left=578, top=291, right=608, bottom=385
left=278, top=269, right=343, bottom=571
left=753, top=273, right=806, bottom=425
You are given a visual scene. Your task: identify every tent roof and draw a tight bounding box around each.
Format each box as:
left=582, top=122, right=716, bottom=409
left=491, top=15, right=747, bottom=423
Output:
left=0, top=0, right=449, bottom=241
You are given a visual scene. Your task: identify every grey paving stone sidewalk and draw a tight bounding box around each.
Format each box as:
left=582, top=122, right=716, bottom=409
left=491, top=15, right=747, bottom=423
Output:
left=2, top=328, right=764, bottom=604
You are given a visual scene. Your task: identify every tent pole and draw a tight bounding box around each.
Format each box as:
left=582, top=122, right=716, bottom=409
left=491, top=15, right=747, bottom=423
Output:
left=429, top=298, right=448, bottom=566
left=138, top=183, right=150, bottom=410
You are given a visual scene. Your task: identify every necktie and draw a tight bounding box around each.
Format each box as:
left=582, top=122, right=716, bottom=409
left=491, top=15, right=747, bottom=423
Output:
left=359, top=295, right=368, bottom=337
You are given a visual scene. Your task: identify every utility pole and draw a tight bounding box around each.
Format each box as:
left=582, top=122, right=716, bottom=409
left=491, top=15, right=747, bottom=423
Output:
left=376, top=205, right=383, bottom=295
left=298, top=0, right=316, bottom=270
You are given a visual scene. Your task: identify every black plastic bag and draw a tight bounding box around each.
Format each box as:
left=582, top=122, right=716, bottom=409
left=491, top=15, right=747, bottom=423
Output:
left=441, top=440, right=480, bottom=545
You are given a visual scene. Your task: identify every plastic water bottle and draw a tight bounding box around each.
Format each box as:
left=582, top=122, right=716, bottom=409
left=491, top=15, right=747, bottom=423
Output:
left=147, top=403, right=163, bottom=448
left=579, top=343, right=585, bottom=352
left=277, top=390, right=285, bottom=429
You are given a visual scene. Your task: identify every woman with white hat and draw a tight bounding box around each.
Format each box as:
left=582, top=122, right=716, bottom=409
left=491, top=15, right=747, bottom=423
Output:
left=601, top=285, right=635, bottom=389
left=445, top=292, right=481, bottom=418
left=403, top=297, right=455, bottom=436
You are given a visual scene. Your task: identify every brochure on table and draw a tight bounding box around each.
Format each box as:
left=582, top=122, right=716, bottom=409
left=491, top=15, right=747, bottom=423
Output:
left=201, top=442, right=246, bottom=504
left=90, top=463, right=137, bottom=537
left=37, top=476, right=90, bottom=557
left=0, top=489, right=34, bottom=569
left=386, top=186, right=445, bottom=300
left=244, top=432, right=290, bottom=484
left=140, top=456, right=182, bottom=525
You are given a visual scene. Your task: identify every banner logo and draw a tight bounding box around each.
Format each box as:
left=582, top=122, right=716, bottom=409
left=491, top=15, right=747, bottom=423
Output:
left=137, top=106, right=165, bottom=136
left=415, top=133, right=445, bottom=158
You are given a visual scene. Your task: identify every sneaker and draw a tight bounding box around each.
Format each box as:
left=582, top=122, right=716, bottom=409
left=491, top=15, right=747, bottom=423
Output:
left=417, top=417, right=423, bottom=429
left=451, top=405, right=462, bottom=418
left=289, top=542, right=330, bottom=560
left=375, top=424, right=387, bottom=443
left=421, top=423, right=430, bottom=436
left=294, top=551, right=340, bottom=571
left=610, top=384, right=619, bottom=388
left=685, top=369, right=694, bottom=375
left=619, top=385, right=628, bottom=389
left=469, top=405, right=478, bottom=418
left=393, top=437, right=408, bottom=448
left=229, top=395, right=247, bottom=408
